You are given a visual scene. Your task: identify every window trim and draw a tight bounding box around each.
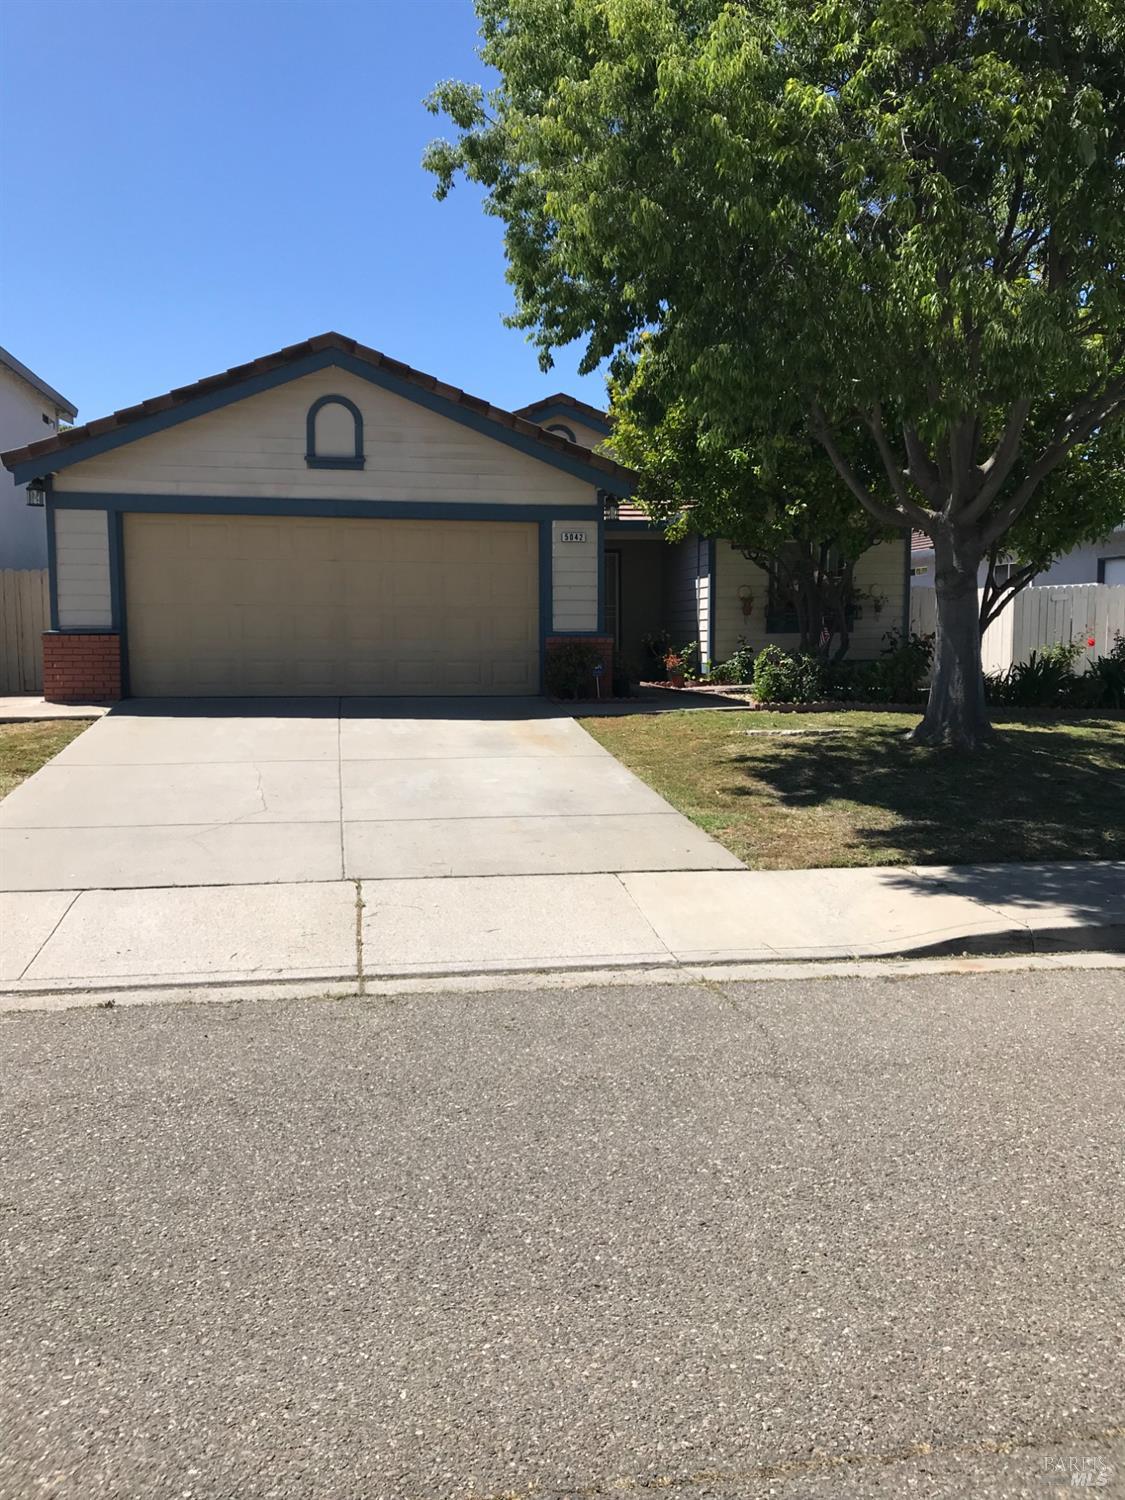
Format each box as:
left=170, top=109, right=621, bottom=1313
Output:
left=305, top=394, right=365, bottom=470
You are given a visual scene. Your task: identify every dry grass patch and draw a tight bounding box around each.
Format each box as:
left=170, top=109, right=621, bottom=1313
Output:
left=582, top=710, right=1125, bottom=868
left=0, top=720, right=93, bottom=800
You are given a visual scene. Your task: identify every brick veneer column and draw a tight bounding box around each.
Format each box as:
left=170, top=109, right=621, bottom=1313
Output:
left=42, top=633, right=122, bottom=704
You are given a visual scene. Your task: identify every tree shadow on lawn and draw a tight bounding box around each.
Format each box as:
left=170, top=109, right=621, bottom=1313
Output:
left=725, top=718, right=1125, bottom=891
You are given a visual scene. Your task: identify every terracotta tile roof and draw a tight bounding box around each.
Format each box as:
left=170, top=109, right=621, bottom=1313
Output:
left=513, top=391, right=612, bottom=429
left=0, top=332, right=635, bottom=487
left=911, top=529, right=933, bottom=553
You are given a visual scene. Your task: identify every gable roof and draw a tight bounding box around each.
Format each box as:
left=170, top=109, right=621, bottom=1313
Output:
left=514, top=391, right=613, bottom=437
left=0, top=332, right=635, bottom=495
left=0, top=345, right=77, bottom=421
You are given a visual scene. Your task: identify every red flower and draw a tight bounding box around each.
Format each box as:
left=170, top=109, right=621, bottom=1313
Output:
left=1088, top=637, right=1096, bottom=647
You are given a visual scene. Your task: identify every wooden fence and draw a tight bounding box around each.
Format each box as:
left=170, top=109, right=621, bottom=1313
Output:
left=0, top=569, right=49, bottom=694
left=910, top=582, right=1125, bottom=675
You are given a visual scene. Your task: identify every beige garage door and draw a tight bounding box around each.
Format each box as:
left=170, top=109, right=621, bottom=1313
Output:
left=124, top=513, right=540, bottom=696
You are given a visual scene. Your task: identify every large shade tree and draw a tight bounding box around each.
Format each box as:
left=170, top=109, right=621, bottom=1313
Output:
left=426, top=0, right=1125, bottom=747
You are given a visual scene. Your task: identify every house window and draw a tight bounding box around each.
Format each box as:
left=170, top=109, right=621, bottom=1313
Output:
left=1099, top=556, right=1125, bottom=585
left=764, top=543, right=855, bottom=633
left=545, top=422, right=577, bottom=443
left=305, top=395, right=365, bottom=469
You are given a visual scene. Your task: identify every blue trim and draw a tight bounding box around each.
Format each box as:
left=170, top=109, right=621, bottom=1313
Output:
left=538, top=520, right=554, bottom=690
left=51, top=492, right=601, bottom=523
left=111, top=511, right=129, bottom=695
left=523, top=402, right=612, bottom=437
left=107, top=509, right=123, bottom=629
left=707, top=537, right=717, bottom=670
left=596, top=513, right=606, bottom=635
left=45, top=497, right=59, bottom=630
left=43, top=627, right=119, bottom=635
left=12, top=349, right=635, bottom=495
left=305, top=394, right=364, bottom=469
left=604, top=519, right=664, bottom=533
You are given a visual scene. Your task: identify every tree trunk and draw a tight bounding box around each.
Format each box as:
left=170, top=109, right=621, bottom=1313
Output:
left=909, top=531, right=993, bottom=749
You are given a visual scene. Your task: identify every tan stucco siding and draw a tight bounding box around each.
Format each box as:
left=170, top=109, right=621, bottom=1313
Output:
left=54, top=508, right=112, bottom=629
left=712, top=537, right=908, bottom=662
left=551, top=519, right=598, bottom=631
left=54, top=369, right=596, bottom=507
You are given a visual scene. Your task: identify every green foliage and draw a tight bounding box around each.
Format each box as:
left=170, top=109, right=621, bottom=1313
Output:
left=544, top=639, right=602, bottom=699
left=708, top=643, right=756, bottom=685
left=752, top=646, right=825, bottom=705
left=426, top=0, right=1125, bottom=744
left=678, top=640, right=701, bottom=681
left=986, top=641, right=1089, bottom=707
left=1090, top=634, right=1125, bottom=709
left=753, top=630, right=933, bottom=704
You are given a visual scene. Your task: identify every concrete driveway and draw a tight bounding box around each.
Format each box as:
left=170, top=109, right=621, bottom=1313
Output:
left=0, top=697, right=740, bottom=891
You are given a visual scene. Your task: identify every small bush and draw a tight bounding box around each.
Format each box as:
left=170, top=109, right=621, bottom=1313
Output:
left=869, top=629, right=935, bottom=702
left=1089, top=633, right=1125, bottom=708
left=752, top=645, right=825, bottom=703
left=986, top=639, right=1087, bottom=708
left=678, top=640, right=701, bottom=680
left=708, top=643, right=756, bottom=685
left=545, top=640, right=602, bottom=699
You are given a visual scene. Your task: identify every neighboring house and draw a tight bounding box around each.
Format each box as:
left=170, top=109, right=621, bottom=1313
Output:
left=0, top=346, right=77, bottom=569
left=911, top=526, right=1125, bottom=589
left=0, top=332, right=909, bottom=703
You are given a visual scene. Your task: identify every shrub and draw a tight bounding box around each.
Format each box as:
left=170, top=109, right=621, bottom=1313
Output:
left=545, top=640, right=602, bottom=699
left=986, top=639, right=1087, bottom=708
left=641, top=630, right=671, bottom=679
left=1089, top=633, right=1125, bottom=709
left=678, top=640, right=701, bottom=680
left=752, top=645, right=825, bottom=703
left=868, top=629, right=935, bottom=702
left=708, top=642, right=755, bottom=685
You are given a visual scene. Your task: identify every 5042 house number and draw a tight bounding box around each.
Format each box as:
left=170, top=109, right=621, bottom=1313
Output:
left=559, top=530, right=588, bottom=543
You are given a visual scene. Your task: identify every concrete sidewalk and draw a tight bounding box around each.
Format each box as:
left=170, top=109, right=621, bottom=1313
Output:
left=3, top=860, right=1121, bottom=996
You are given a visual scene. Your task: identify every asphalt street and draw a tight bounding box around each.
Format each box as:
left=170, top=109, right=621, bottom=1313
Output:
left=2, top=967, right=1123, bottom=1499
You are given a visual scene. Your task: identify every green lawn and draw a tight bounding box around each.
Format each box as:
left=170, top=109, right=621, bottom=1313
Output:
left=0, top=720, right=93, bottom=800
left=582, top=710, right=1125, bottom=868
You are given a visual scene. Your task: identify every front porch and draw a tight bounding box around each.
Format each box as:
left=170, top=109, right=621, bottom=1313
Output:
left=602, top=528, right=710, bottom=680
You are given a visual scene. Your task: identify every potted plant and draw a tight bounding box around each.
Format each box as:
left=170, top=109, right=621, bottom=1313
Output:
left=664, top=652, right=685, bottom=688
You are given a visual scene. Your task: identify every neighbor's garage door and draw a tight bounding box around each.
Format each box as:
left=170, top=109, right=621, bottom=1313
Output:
left=124, top=513, right=539, bottom=696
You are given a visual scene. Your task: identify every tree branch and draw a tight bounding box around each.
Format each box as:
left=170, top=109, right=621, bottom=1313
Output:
left=959, top=397, right=1032, bottom=523
left=902, top=425, right=944, bottom=507
left=981, top=379, right=1125, bottom=546
left=808, top=404, right=911, bottom=530
left=867, top=405, right=934, bottom=528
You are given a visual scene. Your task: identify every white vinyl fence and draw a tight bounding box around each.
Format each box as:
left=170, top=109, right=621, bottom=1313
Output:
left=910, top=582, right=1125, bottom=676
left=0, top=569, right=49, bottom=693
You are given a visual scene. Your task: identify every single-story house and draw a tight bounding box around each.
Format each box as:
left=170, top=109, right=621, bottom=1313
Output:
left=1, top=333, right=909, bottom=702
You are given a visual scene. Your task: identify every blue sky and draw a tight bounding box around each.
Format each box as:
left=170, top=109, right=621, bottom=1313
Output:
left=0, top=0, right=607, bottom=425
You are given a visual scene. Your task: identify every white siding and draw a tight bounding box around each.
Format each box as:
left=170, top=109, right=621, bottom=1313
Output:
left=54, top=508, right=112, bottom=629
left=552, top=519, right=598, bottom=631
left=713, top=536, right=908, bottom=662
left=54, top=368, right=596, bottom=508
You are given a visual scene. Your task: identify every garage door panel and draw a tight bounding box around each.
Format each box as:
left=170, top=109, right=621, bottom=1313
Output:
left=124, top=514, right=540, bottom=696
